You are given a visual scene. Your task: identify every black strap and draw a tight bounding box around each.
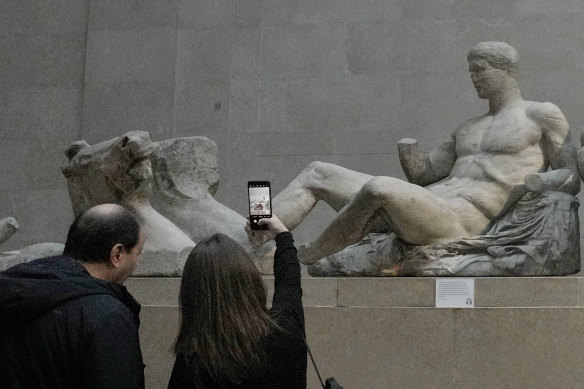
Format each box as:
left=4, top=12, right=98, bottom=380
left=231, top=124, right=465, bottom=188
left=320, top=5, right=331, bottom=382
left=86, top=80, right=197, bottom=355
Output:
left=302, top=333, right=325, bottom=389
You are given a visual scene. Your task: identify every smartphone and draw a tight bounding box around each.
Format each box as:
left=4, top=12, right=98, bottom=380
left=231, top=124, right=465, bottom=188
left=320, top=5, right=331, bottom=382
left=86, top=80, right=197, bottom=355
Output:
left=248, top=181, right=272, bottom=230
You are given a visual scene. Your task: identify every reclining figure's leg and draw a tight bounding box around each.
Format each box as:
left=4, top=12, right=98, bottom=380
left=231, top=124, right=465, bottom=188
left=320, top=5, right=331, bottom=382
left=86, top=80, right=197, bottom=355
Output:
left=298, top=176, right=478, bottom=264
left=273, top=161, right=373, bottom=230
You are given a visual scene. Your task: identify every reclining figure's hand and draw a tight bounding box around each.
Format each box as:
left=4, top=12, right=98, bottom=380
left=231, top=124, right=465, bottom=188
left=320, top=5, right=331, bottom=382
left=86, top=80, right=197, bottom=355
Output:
left=524, top=169, right=579, bottom=194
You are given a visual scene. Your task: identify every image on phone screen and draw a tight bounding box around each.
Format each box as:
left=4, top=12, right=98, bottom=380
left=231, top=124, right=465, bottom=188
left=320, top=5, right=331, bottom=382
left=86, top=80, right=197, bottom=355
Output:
left=248, top=181, right=271, bottom=229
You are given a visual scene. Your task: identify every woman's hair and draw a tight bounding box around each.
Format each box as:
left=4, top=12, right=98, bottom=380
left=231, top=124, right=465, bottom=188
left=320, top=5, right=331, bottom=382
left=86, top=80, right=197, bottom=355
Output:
left=174, top=233, right=276, bottom=385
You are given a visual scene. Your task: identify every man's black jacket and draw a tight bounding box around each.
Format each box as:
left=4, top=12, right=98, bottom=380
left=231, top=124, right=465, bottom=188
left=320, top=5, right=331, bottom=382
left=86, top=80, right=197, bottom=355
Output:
left=0, top=255, right=145, bottom=389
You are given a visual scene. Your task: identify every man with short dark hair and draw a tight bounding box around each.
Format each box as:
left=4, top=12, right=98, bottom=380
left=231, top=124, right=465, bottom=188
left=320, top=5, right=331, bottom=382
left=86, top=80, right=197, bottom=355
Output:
left=0, top=203, right=147, bottom=389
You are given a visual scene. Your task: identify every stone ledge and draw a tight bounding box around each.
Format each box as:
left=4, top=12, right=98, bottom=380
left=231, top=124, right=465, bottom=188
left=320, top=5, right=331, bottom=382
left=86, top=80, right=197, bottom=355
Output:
left=138, top=304, right=584, bottom=389
left=125, top=276, right=584, bottom=308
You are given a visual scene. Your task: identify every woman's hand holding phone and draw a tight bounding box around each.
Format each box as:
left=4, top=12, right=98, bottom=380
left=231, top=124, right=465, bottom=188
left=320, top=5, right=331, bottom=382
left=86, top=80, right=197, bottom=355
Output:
left=258, top=215, right=288, bottom=233
left=246, top=214, right=288, bottom=245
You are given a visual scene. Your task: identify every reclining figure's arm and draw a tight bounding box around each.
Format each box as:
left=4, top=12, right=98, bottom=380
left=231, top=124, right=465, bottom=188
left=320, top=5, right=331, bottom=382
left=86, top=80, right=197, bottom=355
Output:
left=525, top=168, right=579, bottom=194
left=397, top=137, right=456, bottom=187
left=524, top=102, right=580, bottom=195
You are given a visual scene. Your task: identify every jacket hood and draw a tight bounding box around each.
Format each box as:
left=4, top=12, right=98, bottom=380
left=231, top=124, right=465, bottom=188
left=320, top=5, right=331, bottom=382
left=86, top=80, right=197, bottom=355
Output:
left=0, top=255, right=140, bottom=322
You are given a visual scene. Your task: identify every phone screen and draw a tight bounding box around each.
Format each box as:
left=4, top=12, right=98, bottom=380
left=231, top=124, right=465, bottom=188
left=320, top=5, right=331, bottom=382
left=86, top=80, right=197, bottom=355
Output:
left=248, top=182, right=271, bottom=216
left=248, top=181, right=271, bottom=230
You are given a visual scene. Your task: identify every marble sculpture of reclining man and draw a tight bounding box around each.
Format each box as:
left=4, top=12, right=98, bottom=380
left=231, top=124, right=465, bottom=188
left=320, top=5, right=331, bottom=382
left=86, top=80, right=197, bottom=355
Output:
left=250, top=41, right=581, bottom=276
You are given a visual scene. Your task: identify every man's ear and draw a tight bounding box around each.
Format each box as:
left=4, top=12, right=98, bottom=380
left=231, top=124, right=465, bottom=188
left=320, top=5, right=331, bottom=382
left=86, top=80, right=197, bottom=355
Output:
left=110, top=244, right=125, bottom=268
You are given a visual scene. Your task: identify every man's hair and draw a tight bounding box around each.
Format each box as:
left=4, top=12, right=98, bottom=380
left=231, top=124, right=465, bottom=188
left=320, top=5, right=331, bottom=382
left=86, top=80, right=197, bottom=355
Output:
left=174, top=233, right=276, bottom=386
left=468, top=41, right=520, bottom=77
left=63, top=204, right=141, bottom=263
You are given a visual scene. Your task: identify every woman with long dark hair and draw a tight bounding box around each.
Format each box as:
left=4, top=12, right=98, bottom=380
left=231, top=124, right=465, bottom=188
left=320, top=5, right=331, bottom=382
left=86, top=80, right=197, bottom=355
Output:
left=168, top=215, right=306, bottom=389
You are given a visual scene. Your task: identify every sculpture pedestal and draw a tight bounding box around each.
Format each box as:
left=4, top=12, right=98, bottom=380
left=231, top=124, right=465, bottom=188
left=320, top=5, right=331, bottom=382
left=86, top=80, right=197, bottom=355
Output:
left=128, top=276, right=584, bottom=388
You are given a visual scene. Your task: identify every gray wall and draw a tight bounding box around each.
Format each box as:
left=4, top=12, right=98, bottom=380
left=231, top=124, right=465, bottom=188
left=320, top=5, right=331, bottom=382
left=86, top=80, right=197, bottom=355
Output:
left=0, top=1, right=87, bottom=249
left=2, top=0, right=584, bottom=254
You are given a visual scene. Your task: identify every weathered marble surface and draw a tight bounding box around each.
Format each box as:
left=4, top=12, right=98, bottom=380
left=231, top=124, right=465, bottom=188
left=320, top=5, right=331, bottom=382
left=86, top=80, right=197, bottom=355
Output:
left=0, top=133, right=272, bottom=275
left=0, top=243, right=64, bottom=272
left=273, top=42, right=581, bottom=276
left=309, top=191, right=580, bottom=276
left=149, top=136, right=274, bottom=273
left=149, top=136, right=236, bottom=243
left=62, top=131, right=195, bottom=276
left=59, top=131, right=272, bottom=275
left=0, top=216, right=64, bottom=272
left=0, top=217, right=19, bottom=244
